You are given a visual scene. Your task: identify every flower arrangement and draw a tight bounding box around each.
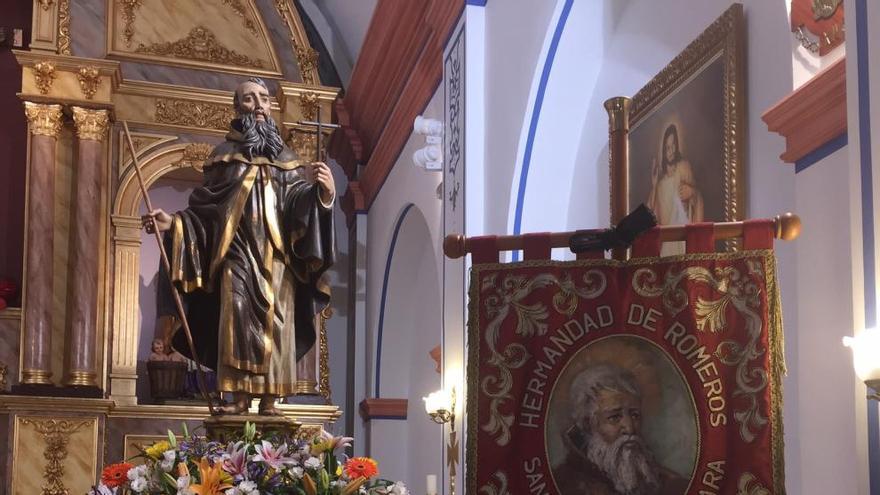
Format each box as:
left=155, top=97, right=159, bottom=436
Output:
left=90, top=423, right=408, bottom=495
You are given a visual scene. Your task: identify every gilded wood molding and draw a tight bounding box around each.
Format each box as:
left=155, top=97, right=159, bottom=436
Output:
left=273, top=0, right=321, bottom=85
left=18, top=417, right=94, bottom=495
left=76, top=66, right=100, bottom=99
left=134, top=26, right=267, bottom=69
left=762, top=57, right=846, bottom=163
left=71, top=107, right=110, bottom=142
left=106, top=0, right=282, bottom=78
left=15, top=51, right=122, bottom=106
left=57, top=0, right=71, bottom=55
left=23, top=102, right=64, bottom=138
left=32, top=61, right=56, bottom=94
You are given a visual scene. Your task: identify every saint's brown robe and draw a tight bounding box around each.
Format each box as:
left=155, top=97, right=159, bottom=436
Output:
left=164, top=126, right=334, bottom=396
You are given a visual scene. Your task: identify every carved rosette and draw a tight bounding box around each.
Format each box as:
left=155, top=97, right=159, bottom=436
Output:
left=72, top=107, right=110, bottom=142
left=76, top=66, right=101, bottom=99
left=154, top=99, right=235, bottom=131
left=173, top=142, right=214, bottom=171
left=135, top=26, right=266, bottom=69
left=32, top=61, right=57, bottom=95
left=21, top=418, right=91, bottom=495
left=24, top=102, right=64, bottom=138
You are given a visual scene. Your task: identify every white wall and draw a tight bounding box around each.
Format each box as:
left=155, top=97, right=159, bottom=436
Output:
left=482, top=0, right=560, bottom=237
left=361, top=85, right=446, bottom=483
left=794, top=147, right=859, bottom=494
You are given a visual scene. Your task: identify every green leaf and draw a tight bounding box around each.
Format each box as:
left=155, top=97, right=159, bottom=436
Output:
left=167, top=429, right=177, bottom=448
left=182, top=422, right=190, bottom=440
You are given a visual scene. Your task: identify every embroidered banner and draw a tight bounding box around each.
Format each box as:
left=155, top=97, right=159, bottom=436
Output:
left=466, top=251, right=784, bottom=495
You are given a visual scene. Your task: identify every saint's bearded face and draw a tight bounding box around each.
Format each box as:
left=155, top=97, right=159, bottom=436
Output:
left=234, top=80, right=284, bottom=160
left=585, top=389, right=661, bottom=495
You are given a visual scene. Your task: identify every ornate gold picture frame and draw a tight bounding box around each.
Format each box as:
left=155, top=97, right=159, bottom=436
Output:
left=615, top=4, right=745, bottom=253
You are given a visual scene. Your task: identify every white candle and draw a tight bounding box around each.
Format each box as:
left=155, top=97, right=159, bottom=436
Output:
left=427, top=474, right=437, bottom=495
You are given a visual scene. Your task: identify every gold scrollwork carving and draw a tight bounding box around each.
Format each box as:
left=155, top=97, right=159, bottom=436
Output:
left=319, top=306, right=332, bottom=400
left=172, top=142, right=214, bottom=171
left=293, top=39, right=320, bottom=85
left=39, top=0, right=54, bottom=11
left=72, top=107, right=110, bottom=142
left=21, top=418, right=91, bottom=495
left=119, top=0, right=143, bottom=46
left=32, top=61, right=57, bottom=95
left=300, top=92, right=319, bottom=121
left=77, top=66, right=101, bottom=99
left=274, top=0, right=320, bottom=85
left=221, top=0, right=258, bottom=35
left=155, top=99, right=235, bottom=131
left=24, top=102, right=64, bottom=138
left=135, top=26, right=267, bottom=69
left=58, top=0, right=71, bottom=55
left=287, top=127, right=330, bottom=162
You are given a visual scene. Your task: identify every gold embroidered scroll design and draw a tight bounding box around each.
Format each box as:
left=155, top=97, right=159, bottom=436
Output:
left=480, top=270, right=607, bottom=446
left=632, top=263, right=768, bottom=442
left=478, top=470, right=510, bottom=495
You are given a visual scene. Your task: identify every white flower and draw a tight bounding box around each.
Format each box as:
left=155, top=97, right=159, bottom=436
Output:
left=177, top=475, right=194, bottom=495
left=130, top=477, right=148, bottom=493
left=304, top=457, right=322, bottom=470
left=290, top=466, right=304, bottom=479
left=238, top=480, right=259, bottom=494
left=389, top=482, right=409, bottom=495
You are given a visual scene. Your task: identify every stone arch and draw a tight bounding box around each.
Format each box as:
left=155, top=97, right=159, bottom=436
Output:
left=107, top=142, right=208, bottom=405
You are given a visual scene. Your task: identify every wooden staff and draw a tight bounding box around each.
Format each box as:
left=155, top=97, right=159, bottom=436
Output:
left=122, top=121, right=218, bottom=415
left=443, top=213, right=802, bottom=259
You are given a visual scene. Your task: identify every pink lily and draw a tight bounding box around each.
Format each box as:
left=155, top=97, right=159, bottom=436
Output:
left=253, top=440, right=297, bottom=470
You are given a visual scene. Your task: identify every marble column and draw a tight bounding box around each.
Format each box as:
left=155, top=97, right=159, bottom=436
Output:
left=21, top=101, right=63, bottom=386
left=65, top=107, right=109, bottom=389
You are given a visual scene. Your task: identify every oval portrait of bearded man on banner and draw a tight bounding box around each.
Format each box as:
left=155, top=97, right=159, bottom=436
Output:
left=546, top=336, right=697, bottom=495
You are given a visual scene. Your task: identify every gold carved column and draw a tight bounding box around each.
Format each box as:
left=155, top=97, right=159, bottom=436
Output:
left=20, top=102, right=63, bottom=386
left=65, top=107, right=110, bottom=390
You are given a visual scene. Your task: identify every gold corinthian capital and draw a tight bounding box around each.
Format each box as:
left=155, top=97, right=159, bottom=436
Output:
left=72, top=107, right=110, bottom=142
left=23, top=101, right=64, bottom=138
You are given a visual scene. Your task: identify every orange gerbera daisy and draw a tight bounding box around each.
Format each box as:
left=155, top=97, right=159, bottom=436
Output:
left=344, top=457, right=379, bottom=479
left=101, top=462, right=134, bottom=488
left=190, top=458, right=233, bottom=495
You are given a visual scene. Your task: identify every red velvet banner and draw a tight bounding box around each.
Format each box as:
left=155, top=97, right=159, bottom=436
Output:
left=466, top=250, right=784, bottom=495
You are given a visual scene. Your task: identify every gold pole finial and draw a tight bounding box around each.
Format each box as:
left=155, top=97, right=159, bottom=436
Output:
left=604, top=96, right=632, bottom=132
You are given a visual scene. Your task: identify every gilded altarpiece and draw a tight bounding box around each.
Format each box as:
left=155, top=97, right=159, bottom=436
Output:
left=4, top=0, right=344, bottom=490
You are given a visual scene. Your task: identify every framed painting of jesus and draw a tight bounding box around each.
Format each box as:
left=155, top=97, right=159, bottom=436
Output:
left=617, top=4, right=746, bottom=254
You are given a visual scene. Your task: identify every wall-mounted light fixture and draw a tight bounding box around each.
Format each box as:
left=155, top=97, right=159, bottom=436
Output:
left=424, top=387, right=457, bottom=495
left=843, top=327, right=880, bottom=400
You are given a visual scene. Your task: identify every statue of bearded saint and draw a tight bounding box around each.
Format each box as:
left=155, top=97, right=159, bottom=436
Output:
left=143, top=78, right=336, bottom=415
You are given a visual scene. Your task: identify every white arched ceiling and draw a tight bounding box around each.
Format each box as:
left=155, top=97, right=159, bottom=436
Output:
left=298, top=0, right=378, bottom=85
left=504, top=0, right=605, bottom=260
